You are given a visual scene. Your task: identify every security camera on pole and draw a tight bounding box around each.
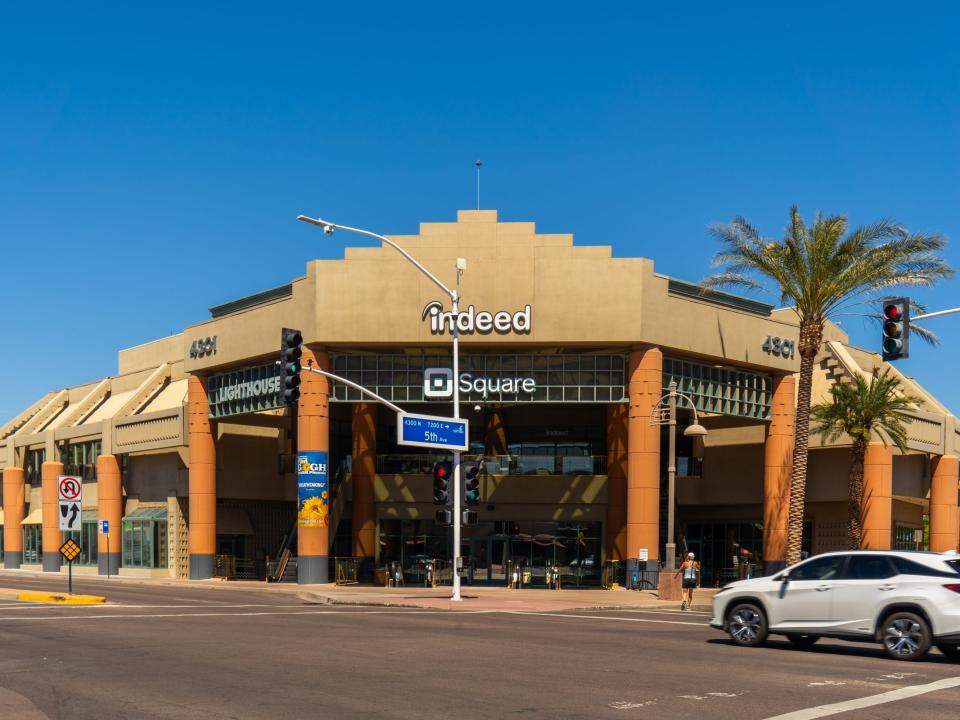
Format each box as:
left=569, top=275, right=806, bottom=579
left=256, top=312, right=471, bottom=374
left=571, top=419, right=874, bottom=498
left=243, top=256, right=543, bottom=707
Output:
left=297, top=214, right=469, bottom=602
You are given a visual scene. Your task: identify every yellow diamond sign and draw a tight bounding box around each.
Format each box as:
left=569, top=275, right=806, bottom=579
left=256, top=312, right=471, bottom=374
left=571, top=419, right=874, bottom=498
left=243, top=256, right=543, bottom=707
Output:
left=59, top=538, right=82, bottom=562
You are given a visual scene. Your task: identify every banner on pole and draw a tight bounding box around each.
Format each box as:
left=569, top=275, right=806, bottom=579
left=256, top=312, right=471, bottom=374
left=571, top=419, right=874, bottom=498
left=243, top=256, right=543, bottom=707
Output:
left=297, top=451, right=329, bottom=528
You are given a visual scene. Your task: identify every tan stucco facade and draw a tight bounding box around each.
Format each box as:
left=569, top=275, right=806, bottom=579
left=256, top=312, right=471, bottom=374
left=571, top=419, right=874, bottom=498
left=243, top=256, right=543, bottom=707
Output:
left=0, top=209, right=957, bottom=583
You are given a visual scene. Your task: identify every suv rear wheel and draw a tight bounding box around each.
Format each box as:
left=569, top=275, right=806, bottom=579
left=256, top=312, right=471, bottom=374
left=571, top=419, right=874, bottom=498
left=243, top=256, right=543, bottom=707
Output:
left=880, top=611, right=931, bottom=661
left=726, top=603, right=767, bottom=647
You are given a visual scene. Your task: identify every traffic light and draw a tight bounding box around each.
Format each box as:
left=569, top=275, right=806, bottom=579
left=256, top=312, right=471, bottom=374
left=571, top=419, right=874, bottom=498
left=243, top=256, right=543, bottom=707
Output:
left=279, top=328, right=303, bottom=407
left=881, top=299, right=910, bottom=361
left=432, top=460, right=452, bottom=506
left=463, top=461, right=480, bottom=506
left=462, top=508, right=478, bottom=526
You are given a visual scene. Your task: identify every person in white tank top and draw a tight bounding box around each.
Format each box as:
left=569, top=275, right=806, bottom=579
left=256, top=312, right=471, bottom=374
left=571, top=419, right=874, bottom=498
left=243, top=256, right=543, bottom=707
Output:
left=676, top=552, right=700, bottom=611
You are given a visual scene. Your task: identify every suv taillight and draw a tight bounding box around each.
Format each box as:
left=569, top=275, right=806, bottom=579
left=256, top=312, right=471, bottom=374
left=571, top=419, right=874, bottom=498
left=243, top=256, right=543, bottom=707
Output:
left=945, top=584, right=960, bottom=594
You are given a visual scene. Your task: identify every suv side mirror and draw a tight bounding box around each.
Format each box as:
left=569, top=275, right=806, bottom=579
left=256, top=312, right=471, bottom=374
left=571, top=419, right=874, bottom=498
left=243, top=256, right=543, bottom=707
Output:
left=777, top=571, right=791, bottom=583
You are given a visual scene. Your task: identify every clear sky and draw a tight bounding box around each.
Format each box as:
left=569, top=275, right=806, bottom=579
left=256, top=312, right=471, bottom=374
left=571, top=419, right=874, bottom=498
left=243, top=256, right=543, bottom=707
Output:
left=1, top=2, right=958, bottom=422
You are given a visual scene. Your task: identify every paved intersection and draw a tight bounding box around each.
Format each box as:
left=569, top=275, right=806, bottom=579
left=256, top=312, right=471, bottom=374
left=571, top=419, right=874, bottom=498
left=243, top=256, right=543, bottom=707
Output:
left=0, top=575, right=957, bottom=719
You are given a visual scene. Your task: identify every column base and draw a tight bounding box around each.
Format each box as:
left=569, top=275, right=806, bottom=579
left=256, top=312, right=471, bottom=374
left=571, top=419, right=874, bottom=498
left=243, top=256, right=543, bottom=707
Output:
left=657, top=570, right=682, bottom=601
left=357, top=556, right=375, bottom=584
left=764, top=560, right=786, bottom=576
left=190, top=554, right=214, bottom=580
left=298, top=555, right=329, bottom=584
left=43, top=554, right=62, bottom=572
left=98, top=553, right=121, bottom=576
left=4, top=551, right=22, bottom=569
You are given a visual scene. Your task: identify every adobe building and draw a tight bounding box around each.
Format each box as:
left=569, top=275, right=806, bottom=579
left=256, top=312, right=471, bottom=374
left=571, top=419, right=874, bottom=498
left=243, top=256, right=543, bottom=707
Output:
left=1, top=210, right=957, bottom=587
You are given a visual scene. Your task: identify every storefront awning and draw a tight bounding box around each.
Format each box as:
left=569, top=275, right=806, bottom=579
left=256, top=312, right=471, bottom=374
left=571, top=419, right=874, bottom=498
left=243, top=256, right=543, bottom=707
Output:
left=22, top=508, right=43, bottom=525
left=216, top=506, right=254, bottom=536
left=123, top=507, right=168, bottom=521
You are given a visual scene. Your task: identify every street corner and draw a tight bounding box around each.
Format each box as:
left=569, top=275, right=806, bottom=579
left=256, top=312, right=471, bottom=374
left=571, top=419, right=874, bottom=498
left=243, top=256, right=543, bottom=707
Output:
left=17, top=591, right=107, bottom=605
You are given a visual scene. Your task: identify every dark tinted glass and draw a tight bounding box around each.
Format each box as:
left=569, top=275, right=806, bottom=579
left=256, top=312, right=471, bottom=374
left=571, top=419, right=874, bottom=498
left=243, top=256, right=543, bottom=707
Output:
left=946, top=560, right=960, bottom=575
left=790, top=555, right=844, bottom=581
left=892, top=556, right=959, bottom=578
left=845, top=555, right=896, bottom=580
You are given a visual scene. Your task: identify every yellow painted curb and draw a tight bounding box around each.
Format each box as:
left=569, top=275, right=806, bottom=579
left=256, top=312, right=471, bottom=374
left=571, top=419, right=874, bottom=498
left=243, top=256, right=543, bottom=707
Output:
left=17, top=591, right=106, bottom=605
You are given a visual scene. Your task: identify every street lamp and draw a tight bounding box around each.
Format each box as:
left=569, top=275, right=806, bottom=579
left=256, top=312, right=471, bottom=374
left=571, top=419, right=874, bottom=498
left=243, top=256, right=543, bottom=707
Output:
left=650, top=380, right=707, bottom=571
left=297, top=215, right=468, bottom=602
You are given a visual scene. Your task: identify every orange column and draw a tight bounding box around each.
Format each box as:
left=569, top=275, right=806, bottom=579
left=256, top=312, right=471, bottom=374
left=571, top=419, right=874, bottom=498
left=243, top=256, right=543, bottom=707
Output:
left=929, top=455, right=959, bottom=553
left=861, top=442, right=893, bottom=550
left=763, top=375, right=795, bottom=572
left=41, top=460, right=65, bottom=572
left=298, top=347, right=330, bottom=584
left=188, top=375, right=216, bottom=579
left=483, top=412, right=508, bottom=456
left=627, top=347, right=662, bottom=586
left=605, top=403, right=628, bottom=562
left=2, top=467, right=25, bottom=568
left=351, top=403, right=377, bottom=573
left=96, top=454, right=122, bottom=575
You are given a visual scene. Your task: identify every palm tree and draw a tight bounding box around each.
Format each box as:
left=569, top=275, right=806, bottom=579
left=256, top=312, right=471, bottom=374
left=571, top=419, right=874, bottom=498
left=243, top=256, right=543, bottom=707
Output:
left=811, top=369, right=921, bottom=548
left=704, top=207, right=952, bottom=566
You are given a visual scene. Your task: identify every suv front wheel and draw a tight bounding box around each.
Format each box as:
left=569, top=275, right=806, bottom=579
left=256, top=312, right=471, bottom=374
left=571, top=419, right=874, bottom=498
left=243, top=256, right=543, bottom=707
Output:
left=880, top=611, right=931, bottom=661
left=726, top=603, right=768, bottom=647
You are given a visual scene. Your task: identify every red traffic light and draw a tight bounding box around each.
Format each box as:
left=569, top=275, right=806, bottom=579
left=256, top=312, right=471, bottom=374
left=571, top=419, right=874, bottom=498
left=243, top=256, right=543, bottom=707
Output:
left=883, top=304, right=902, bottom=321
left=436, top=466, right=447, bottom=478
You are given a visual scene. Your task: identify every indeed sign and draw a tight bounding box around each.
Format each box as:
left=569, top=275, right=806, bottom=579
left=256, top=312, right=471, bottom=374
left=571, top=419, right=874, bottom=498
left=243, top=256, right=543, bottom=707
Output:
left=422, top=301, right=532, bottom=336
left=424, top=368, right=536, bottom=399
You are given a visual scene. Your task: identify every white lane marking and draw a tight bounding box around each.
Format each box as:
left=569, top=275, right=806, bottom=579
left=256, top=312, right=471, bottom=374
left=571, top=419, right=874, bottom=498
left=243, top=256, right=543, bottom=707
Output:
left=610, top=699, right=657, bottom=709
left=680, top=691, right=747, bottom=701
left=807, top=681, right=846, bottom=687
left=607, top=608, right=711, bottom=617
left=507, top=611, right=706, bottom=627
left=0, top=609, right=495, bottom=622
left=763, top=675, right=960, bottom=720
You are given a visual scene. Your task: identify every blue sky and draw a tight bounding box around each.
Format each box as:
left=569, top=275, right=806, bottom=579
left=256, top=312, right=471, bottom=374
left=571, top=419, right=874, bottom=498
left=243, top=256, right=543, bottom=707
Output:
left=1, top=2, right=958, bottom=422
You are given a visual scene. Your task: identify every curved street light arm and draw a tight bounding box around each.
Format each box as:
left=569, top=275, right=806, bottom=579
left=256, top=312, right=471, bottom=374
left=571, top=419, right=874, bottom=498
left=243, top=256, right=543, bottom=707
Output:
left=297, top=215, right=456, bottom=301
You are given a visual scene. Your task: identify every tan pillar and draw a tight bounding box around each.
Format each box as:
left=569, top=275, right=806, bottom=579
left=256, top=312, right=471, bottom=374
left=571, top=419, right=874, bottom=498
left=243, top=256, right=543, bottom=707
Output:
left=2, top=467, right=25, bottom=568
left=41, top=460, right=65, bottom=571
left=627, top=348, right=662, bottom=582
left=763, top=375, right=795, bottom=572
left=96, top=454, right=122, bottom=575
left=298, top=347, right=330, bottom=584
left=484, top=412, right=508, bottom=456
left=188, top=375, right=216, bottom=579
left=605, top=404, right=628, bottom=562
left=861, top=442, right=893, bottom=550
left=929, top=455, right=959, bottom=553
left=351, top=402, right=376, bottom=566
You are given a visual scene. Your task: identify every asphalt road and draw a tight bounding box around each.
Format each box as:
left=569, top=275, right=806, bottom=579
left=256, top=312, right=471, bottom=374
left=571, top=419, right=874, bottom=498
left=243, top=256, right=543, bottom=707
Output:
left=0, top=575, right=959, bottom=720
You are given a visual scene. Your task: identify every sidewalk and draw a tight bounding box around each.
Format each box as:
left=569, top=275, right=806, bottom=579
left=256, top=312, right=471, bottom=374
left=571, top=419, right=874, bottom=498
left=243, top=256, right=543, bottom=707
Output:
left=0, top=568, right=715, bottom=613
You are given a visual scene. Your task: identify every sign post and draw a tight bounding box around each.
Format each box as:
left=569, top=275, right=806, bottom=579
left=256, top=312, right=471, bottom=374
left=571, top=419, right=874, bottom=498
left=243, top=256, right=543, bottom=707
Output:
left=100, top=520, right=110, bottom=578
left=59, top=538, right=82, bottom=594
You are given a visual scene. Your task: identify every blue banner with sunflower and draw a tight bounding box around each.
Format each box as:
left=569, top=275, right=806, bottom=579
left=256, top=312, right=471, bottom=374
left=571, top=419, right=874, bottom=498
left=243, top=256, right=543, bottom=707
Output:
left=297, top=450, right=329, bottom=527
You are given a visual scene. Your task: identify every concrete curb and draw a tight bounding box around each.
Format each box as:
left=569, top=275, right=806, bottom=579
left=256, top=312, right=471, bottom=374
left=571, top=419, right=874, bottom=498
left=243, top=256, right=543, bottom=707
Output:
left=17, top=591, right=107, bottom=605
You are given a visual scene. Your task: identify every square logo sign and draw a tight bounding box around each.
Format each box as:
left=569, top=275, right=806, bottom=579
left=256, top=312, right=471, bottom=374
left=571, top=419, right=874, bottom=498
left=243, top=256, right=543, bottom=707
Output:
left=423, top=368, right=454, bottom=398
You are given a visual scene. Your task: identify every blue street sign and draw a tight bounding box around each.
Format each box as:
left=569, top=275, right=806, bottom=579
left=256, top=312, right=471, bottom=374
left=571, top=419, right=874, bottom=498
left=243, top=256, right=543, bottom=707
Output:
left=397, top=412, right=469, bottom=451
left=100, top=520, right=109, bottom=534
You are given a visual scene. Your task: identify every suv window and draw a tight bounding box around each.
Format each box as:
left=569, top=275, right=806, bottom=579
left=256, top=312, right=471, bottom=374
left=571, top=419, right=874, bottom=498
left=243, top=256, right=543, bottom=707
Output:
left=892, top=556, right=959, bottom=578
left=845, top=554, right=897, bottom=580
left=790, top=555, right=845, bottom=581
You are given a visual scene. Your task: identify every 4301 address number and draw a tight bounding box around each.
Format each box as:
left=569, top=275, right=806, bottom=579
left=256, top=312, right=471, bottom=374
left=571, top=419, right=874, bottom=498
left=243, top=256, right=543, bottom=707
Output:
left=762, top=335, right=795, bottom=358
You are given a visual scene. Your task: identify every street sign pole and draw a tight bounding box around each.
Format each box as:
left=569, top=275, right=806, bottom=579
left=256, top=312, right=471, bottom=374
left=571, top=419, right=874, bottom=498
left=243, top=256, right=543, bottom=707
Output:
left=451, top=267, right=462, bottom=602
left=68, top=558, right=73, bottom=595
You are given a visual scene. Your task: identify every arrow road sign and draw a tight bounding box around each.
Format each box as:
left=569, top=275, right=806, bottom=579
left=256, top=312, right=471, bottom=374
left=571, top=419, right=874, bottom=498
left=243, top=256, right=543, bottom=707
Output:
left=58, top=476, right=82, bottom=502
left=397, top=412, right=469, bottom=451
left=59, top=501, right=82, bottom=531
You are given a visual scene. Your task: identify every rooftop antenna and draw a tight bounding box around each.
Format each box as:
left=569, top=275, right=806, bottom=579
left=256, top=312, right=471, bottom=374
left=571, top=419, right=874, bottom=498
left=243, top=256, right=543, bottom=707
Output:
left=475, top=160, right=482, bottom=209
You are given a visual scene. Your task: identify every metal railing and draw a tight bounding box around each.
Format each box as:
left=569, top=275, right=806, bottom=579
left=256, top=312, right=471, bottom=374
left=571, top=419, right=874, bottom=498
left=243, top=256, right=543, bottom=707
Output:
left=334, top=557, right=361, bottom=585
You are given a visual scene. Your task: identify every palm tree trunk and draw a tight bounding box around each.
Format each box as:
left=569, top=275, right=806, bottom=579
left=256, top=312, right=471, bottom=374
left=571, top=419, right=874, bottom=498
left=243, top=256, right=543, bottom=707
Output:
left=847, top=437, right=866, bottom=549
left=785, top=320, right=822, bottom=566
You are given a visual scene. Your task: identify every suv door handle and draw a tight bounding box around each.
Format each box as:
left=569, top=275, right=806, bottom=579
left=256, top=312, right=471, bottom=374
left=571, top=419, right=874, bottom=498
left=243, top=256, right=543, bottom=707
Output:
left=816, top=584, right=832, bottom=592
left=878, top=584, right=896, bottom=591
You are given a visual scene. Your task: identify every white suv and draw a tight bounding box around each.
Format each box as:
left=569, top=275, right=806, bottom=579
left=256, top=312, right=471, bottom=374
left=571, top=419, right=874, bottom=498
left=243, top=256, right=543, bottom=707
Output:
left=710, top=550, right=960, bottom=661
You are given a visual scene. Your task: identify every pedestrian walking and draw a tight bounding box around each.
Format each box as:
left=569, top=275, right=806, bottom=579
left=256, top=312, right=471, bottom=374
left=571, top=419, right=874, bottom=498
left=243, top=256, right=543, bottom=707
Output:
left=677, top=552, right=700, bottom=611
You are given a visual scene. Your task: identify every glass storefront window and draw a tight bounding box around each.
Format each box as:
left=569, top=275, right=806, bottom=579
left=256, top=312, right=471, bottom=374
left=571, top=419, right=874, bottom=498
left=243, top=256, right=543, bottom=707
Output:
left=23, top=525, right=42, bottom=563
left=122, top=508, right=168, bottom=568
left=63, top=515, right=99, bottom=566
left=25, top=449, right=45, bottom=487
left=61, top=440, right=101, bottom=482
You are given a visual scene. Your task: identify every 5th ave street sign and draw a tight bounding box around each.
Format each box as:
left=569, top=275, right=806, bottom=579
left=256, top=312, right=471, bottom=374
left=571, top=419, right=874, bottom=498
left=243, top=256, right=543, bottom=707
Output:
left=397, top=412, right=469, bottom=451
